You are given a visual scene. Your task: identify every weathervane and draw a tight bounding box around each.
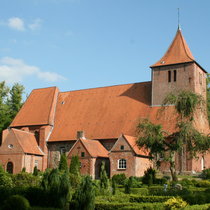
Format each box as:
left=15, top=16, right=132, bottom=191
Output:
left=178, top=8, right=181, bottom=30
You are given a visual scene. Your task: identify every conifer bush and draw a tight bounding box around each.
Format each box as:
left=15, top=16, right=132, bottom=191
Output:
left=70, top=176, right=95, bottom=210
left=33, top=166, right=39, bottom=176
left=142, top=167, right=156, bottom=185
left=2, top=195, right=30, bottom=210
left=59, top=153, right=68, bottom=172
left=112, top=173, right=126, bottom=185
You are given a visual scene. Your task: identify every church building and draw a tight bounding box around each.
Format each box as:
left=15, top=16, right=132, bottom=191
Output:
left=0, top=27, right=209, bottom=177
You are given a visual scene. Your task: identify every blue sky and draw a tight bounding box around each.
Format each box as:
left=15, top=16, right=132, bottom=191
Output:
left=0, top=0, right=210, bottom=96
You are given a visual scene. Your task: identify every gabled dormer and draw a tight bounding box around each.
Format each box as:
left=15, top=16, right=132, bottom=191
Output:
left=150, top=28, right=207, bottom=106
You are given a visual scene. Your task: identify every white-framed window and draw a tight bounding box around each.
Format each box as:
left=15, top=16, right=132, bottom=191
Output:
left=118, top=159, right=126, bottom=169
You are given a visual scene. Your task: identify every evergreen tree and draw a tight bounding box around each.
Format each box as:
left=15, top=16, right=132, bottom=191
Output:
left=42, top=168, right=71, bottom=208
left=70, top=176, right=95, bottom=210
left=21, top=167, right=26, bottom=173
left=33, top=166, right=38, bottom=176
left=100, top=161, right=109, bottom=191
left=69, top=155, right=80, bottom=175
left=124, top=177, right=133, bottom=194
left=111, top=178, right=116, bottom=195
left=58, top=153, right=68, bottom=172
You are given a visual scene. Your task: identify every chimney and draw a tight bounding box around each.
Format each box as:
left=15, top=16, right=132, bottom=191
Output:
left=77, top=131, right=85, bottom=140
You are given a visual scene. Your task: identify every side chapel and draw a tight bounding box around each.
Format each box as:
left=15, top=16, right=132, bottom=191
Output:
left=0, top=27, right=209, bottom=177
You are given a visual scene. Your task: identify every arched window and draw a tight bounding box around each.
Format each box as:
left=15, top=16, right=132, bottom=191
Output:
left=118, top=159, right=126, bottom=169
left=6, top=162, right=13, bottom=174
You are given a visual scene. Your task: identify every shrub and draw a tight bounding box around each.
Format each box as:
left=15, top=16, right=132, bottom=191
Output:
left=125, top=177, right=133, bottom=194
left=24, top=187, right=48, bottom=207
left=184, top=204, right=210, bottom=210
left=200, top=168, right=210, bottom=180
left=2, top=195, right=30, bottom=210
left=182, top=191, right=210, bottom=205
left=164, top=197, right=187, bottom=210
left=142, top=167, right=156, bottom=185
left=69, top=155, right=80, bottom=175
left=95, top=202, right=164, bottom=210
left=195, top=180, right=210, bottom=188
left=179, top=178, right=194, bottom=187
left=100, top=161, right=109, bottom=195
left=0, top=171, right=13, bottom=187
left=154, top=177, right=167, bottom=185
left=129, top=195, right=171, bottom=203
left=111, top=178, right=116, bottom=195
left=33, top=166, right=39, bottom=176
left=59, top=154, right=68, bottom=172
left=70, top=176, right=95, bottom=210
left=112, top=173, right=126, bottom=185
left=12, top=172, right=40, bottom=188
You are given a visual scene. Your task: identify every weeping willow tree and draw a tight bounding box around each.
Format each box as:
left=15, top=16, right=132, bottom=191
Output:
left=137, top=90, right=209, bottom=181
left=162, top=90, right=204, bottom=121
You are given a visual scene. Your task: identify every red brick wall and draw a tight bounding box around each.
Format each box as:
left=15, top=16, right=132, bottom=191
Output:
left=109, top=136, right=151, bottom=177
left=68, top=141, right=95, bottom=177
left=0, top=154, right=23, bottom=174
left=151, top=63, right=206, bottom=106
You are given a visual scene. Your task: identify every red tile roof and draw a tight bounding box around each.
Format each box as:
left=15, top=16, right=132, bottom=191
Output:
left=11, top=128, right=44, bottom=155
left=80, top=138, right=108, bottom=158
left=11, top=87, right=59, bottom=127
left=151, top=29, right=195, bottom=68
left=69, top=138, right=108, bottom=158
left=49, top=82, right=153, bottom=141
left=123, top=134, right=149, bottom=156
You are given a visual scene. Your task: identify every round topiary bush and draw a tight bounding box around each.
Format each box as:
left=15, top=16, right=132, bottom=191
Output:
left=164, top=197, right=187, bottom=210
left=2, top=194, right=30, bottom=210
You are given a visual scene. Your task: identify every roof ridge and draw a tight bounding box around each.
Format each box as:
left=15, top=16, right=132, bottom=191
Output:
left=60, top=81, right=151, bottom=94
left=11, top=128, right=33, bottom=135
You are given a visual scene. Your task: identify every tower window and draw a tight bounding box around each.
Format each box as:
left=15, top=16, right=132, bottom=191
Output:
left=120, top=145, right=124, bottom=150
left=81, top=152, right=85, bottom=157
left=168, top=71, right=171, bottom=82
left=174, top=70, right=177, bottom=82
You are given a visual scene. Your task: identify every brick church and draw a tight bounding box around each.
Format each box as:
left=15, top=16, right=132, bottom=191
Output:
left=0, top=28, right=209, bottom=178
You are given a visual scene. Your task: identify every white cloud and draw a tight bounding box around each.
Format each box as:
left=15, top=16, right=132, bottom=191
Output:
left=8, top=17, right=25, bottom=31
left=28, top=18, right=42, bottom=30
left=0, top=57, right=65, bottom=84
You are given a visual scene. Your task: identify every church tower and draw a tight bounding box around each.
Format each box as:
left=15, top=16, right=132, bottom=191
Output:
left=150, top=28, right=207, bottom=106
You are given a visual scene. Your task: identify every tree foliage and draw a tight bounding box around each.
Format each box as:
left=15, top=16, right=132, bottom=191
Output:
left=162, top=90, right=204, bottom=121
left=100, top=161, right=109, bottom=191
left=41, top=168, right=70, bottom=208
left=58, top=153, right=68, bottom=172
left=137, top=90, right=209, bottom=181
left=0, top=81, right=24, bottom=141
left=70, top=176, right=95, bottom=210
left=69, top=155, right=80, bottom=176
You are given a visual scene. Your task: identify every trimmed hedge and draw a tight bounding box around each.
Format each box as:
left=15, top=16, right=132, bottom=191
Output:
left=95, top=202, right=164, bottom=210
left=184, top=204, right=210, bottom=210
left=118, top=187, right=149, bottom=195
left=129, top=195, right=171, bottom=203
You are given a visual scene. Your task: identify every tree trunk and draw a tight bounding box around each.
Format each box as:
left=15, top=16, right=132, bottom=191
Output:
left=169, top=161, right=178, bottom=182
